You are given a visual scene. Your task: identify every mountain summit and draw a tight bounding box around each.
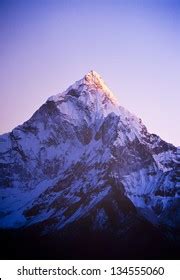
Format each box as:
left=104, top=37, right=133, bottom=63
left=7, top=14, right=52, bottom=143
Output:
left=82, top=70, right=116, bottom=99
left=0, top=72, right=179, bottom=259
left=80, top=70, right=110, bottom=90
left=49, top=70, right=117, bottom=105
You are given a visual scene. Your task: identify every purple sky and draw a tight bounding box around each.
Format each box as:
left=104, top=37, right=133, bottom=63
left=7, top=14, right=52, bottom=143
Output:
left=0, top=0, right=180, bottom=145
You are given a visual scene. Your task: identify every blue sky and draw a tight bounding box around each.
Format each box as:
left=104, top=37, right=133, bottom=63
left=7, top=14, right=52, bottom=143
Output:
left=0, top=0, right=179, bottom=145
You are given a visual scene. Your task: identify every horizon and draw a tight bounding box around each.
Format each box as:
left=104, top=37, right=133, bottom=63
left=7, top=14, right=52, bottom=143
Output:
left=0, top=0, right=179, bottom=146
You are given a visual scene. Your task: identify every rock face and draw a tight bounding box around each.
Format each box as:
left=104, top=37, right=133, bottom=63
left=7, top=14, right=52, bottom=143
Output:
left=0, top=70, right=179, bottom=259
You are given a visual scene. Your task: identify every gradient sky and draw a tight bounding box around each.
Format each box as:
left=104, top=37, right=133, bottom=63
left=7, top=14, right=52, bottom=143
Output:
left=0, top=0, right=180, bottom=145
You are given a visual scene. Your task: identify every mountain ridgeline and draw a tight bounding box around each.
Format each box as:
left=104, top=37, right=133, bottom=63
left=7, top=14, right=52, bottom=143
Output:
left=0, top=71, right=179, bottom=259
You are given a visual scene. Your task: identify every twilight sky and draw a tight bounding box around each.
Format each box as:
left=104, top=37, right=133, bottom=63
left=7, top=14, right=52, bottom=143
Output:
left=0, top=0, right=180, bottom=145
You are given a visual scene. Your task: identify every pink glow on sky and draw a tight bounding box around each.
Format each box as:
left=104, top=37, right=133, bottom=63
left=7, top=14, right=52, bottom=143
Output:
left=0, top=0, right=180, bottom=145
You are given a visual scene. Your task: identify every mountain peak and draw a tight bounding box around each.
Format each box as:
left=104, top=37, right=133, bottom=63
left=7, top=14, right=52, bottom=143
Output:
left=82, top=70, right=110, bottom=92
left=84, top=70, right=102, bottom=82
left=50, top=70, right=117, bottom=104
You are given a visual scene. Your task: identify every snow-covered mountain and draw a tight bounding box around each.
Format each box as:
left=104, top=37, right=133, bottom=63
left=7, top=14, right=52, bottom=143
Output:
left=0, top=71, right=179, bottom=259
